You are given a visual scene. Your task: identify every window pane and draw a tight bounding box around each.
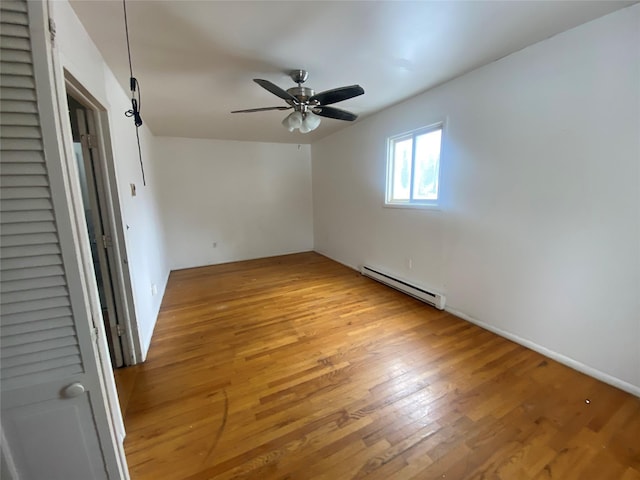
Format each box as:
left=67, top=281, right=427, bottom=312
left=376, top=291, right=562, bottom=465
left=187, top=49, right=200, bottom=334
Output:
left=392, top=138, right=412, bottom=201
left=412, top=129, right=441, bottom=201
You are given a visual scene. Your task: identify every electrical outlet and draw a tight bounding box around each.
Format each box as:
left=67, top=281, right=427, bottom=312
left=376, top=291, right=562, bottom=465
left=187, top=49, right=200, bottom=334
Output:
left=151, top=284, right=157, bottom=296
left=408, top=258, right=413, bottom=269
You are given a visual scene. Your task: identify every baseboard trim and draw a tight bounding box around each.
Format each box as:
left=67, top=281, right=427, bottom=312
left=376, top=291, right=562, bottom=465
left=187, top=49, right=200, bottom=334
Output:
left=445, top=306, right=640, bottom=398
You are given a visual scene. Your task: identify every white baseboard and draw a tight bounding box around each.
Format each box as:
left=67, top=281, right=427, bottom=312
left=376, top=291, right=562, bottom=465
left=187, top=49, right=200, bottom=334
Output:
left=445, top=306, right=640, bottom=398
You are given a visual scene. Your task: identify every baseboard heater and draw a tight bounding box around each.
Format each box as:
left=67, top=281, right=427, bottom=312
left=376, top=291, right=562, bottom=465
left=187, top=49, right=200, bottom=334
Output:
left=361, top=265, right=446, bottom=310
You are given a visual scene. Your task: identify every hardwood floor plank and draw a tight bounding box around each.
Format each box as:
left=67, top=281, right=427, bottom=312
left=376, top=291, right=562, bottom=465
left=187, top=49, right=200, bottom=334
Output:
left=116, top=252, right=640, bottom=479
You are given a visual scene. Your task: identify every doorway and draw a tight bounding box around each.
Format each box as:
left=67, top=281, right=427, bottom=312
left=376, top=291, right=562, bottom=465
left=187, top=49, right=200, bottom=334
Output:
left=66, top=93, right=127, bottom=368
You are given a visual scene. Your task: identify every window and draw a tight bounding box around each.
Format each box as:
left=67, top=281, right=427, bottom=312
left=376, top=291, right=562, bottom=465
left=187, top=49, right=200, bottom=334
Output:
left=386, top=124, right=443, bottom=207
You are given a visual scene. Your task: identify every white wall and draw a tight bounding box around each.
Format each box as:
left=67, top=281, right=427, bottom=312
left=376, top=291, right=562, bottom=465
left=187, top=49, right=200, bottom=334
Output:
left=155, top=137, right=314, bottom=270
left=52, top=1, right=170, bottom=358
left=312, top=6, right=640, bottom=393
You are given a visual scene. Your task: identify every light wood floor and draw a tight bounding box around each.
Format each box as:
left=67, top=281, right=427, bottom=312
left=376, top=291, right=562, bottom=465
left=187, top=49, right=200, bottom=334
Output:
left=115, top=252, right=640, bottom=480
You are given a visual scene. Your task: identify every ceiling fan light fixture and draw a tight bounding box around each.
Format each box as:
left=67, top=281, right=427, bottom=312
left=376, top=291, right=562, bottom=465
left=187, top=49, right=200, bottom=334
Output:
left=282, top=111, right=303, bottom=132
left=283, top=111, right=321, bottom=134
left=299, top=122, right=311, bottom=134
left=304, top=112, right=321, bottom=131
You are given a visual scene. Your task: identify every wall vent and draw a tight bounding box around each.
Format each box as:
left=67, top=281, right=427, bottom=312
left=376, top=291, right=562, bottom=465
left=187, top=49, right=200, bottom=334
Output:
left=361, top=265, right=446, bottom=310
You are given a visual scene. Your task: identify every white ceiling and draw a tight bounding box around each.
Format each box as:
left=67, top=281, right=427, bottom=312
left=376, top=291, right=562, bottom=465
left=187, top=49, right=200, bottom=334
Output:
left=70, top=0, right=633, bottom=144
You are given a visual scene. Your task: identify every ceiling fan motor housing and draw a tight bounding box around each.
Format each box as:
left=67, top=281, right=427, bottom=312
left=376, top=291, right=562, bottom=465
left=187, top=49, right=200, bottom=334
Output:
left=286, top=86, right=316, bottom=105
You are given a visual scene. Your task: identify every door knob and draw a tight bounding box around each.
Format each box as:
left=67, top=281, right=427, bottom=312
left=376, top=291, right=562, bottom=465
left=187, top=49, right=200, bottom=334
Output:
left=62, top=382, right=86, bottom=398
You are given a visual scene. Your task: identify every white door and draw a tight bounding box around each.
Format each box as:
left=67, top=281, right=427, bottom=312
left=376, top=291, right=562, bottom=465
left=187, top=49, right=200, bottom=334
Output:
left=73, top=104, right=126, bottom=367
left=0, top=1, right=126, bottom=478
left=1, top=388, right=112, bottom=480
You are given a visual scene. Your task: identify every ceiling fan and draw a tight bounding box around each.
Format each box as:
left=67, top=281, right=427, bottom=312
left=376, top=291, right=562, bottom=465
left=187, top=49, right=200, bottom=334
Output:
left=231, top=69, right=364, bottom=133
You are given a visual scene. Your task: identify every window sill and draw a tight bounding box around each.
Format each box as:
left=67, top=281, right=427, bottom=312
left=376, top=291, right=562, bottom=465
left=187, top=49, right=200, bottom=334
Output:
left=384, top=202, right=441, bottom=211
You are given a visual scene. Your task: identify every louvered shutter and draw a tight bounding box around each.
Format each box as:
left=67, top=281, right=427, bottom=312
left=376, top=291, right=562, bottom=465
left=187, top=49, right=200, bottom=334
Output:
left=0, top=0, right=84, bottom=391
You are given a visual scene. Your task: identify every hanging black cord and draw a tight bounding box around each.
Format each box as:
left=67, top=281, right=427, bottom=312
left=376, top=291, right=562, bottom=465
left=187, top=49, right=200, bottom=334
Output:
left=123, top=0, right=133, bottom=78
left=123, top=0, right=146, bottom=185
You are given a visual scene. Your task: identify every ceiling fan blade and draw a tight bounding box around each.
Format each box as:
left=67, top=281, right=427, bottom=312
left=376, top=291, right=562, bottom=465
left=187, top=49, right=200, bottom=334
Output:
left=231, top=106, right=291, bottom=113
left=313, top=106, right=358, bottom=121
left=309, top=85, right=364, bottom=106
left=254, top=79, right=298, bottom=103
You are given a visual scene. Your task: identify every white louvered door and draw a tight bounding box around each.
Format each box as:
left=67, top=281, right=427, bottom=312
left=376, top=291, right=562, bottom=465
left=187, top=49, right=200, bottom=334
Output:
left=0, top=1, right=125, bottom=478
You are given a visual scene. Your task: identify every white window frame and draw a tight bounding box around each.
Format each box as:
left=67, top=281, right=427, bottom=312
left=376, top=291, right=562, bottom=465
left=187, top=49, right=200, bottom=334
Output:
left=385, top=122, right=444, bottom=209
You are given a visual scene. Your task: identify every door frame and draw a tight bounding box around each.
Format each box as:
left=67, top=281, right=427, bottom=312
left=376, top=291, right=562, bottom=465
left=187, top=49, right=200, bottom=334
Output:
left=64, top=77, right=142, bottom=367
left=65, top=85, right=136, bottom=367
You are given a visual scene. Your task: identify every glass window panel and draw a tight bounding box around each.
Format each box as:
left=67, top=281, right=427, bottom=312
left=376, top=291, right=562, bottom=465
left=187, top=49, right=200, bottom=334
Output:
left=392, top=138, right=412, bottom=201
left=412, top=129, right=441, bottom=201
